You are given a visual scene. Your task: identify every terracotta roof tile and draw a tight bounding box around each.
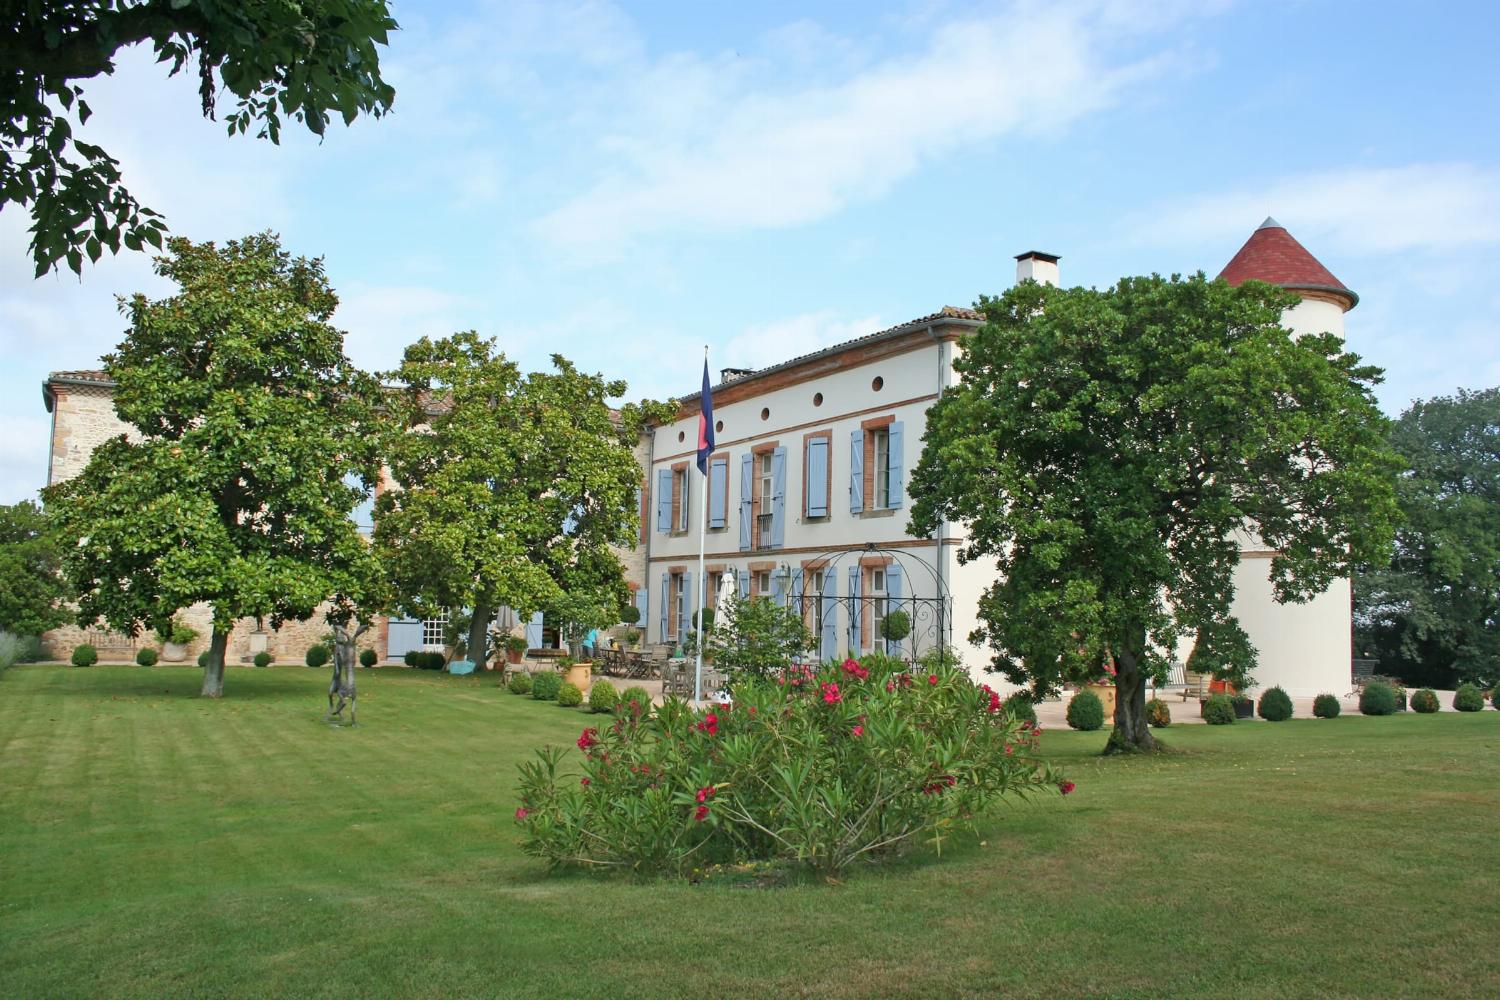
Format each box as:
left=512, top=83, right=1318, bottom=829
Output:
left=1218, top=217, right=1357, bottom=307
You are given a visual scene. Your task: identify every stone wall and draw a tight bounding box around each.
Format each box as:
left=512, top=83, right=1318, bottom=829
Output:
left=47, top=383, right=136, bottom=486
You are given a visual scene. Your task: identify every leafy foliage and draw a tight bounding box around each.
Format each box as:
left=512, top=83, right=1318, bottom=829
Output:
left=0, top=501, right=70, bottom=637
left=618, top=686, right=653, bottom=718
left=1201, top=694, right=1236, bottom=725
left=196, top=651, right=209, bottom=668
left=530, top=671, right=562, bottom=702
left=359, top=648, right=378, bottom=668
left=507, top=671, right=533, bottom=696
left=556, top=682, right=584, bottom=708
left=0, top=631, right=30, bottom=672
left=1003, top=692, right=1037, bottom=725
left=1452, top=684, right=1485, bottom=713
left=2, top=2, right=398, bottom=275
left=588, top=679, right=619, bottom=714
left=1065, top=690, right=1104, bottom=731
left=514, top=665, right=1063, bottom=876
left=1313, top=693, right=1341, bottom=719
left=253, top=652, right=272, bottom=669
left=71, top=644, right=97, bottom=667
left=1145, top=698, right=1171, bottom=728
left=135, top=647, right=157, bottom=667
left=1410, top=688, right=1440, bottom=713
left=881, top=609, right=912, bottom=643
left=703, top=594, right=816, bottom=680
left=1359, top=682, right=1398, bottom=716
left=305, top=645, right=330, bottom=668
left=44, top=234, right=387, bottom=698
left=1257, top=686, right=1294, bottom=722
left=908, top=274, right=1399, bottom=751
left=155, top=616, right=197, bottom=646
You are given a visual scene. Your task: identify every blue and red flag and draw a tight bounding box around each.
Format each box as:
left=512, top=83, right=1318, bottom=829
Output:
left=696, top=358, right=715, bottom=475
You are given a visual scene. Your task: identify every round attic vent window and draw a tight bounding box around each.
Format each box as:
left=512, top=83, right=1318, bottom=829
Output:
left=677, top=430, right=685, bottom=443
left=715, top=420, right=724, bottom=433
left=760, top=407, right=770, bottom=421
left=871, top=376, right=884, bottom=392
left=813, top=392, right=824, bottom=407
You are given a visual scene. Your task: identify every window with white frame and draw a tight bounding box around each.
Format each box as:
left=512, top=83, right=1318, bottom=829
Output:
left=674, top=468, right=689, bottom=532
left=811, top=569, right=826, bottom=634
left=754, top=569, right=770, bottom=597
left=872, top=428, right=892, bottom=509
left=422, top=610, right=449, bottom=649
left=757, top=451, right=774, bottom=541
left=674, top=572, right=688, bottom=642
left=870, top=568, right=887, bottom=652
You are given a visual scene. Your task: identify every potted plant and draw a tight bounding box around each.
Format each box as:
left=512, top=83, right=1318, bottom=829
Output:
left=504, top=634, right=528, bottom=665
left=1081, top=656, right=1117, bottom=717
left=156, top=616, right=199, bottom=662
left=623, top=628, right=641, bottom=650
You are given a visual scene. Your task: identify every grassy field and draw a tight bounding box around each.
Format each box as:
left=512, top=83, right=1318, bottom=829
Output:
left=2, top=665, right=1497, bottom=999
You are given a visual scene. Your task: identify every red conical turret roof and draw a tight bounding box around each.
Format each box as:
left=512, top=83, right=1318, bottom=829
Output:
left=1218, top=217, right=1357, bottom=309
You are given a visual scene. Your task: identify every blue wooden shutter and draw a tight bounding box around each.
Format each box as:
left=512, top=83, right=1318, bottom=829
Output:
left=770, top=446, right=787, bottom=548
left=656, top=469, right=672, bottom=533
left=737, top=568, right=750, bottom=602
left=886, top=563, right=903, bottom=657
left=820, top=573, right=839, bottom=663
left=805, top=437, right=828, bottom=517
left=770, top=569, right=785, bottom=607
left=635, top=587, right=648, bottom=632
left=386, top=616, right=422, bottom=660
left=849, top=565, right=862, bottom=654
left=708, top=457, right=728, bottom=529
left=659, top=573, right=670, bottom=644
left=739, top=454, right=753, bottom=551
left=791, top=568, right=805, bottom=621
left=850, top=429, right=865, bottom=513
left=888, top=421, right=905, bottom=508
left=524, top=611, right=544, bottom=650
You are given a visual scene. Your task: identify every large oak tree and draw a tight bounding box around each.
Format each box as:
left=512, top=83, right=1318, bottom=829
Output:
left=909, top=274, right=1400, bottom=752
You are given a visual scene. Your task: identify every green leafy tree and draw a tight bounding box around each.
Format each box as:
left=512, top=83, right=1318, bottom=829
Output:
left=375, top=333, right=672, bottom=668
left=44, top=233, right=386, bottom=698
left=0, top=500, right=70, bottom=636
left=3, top=1, right=397, bottom=276
left=705, top=594, right=816, bottom=679
left=909, top=274, right=1400, bottom=752
left=1355, top=388, right=1500, bottom=688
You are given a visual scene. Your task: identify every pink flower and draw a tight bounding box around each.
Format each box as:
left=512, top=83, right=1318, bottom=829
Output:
left=987, top=691, right=1001, bottom=713
left=580, top=777, right=590, bottom=786
left=694, top=804, right=710, bottom=822
left=928, top=674, right=939, bottom=686
left=885, top=681, right=895, bottom=693
left=695, top=785, right=716, bottom=803
left=695, top=712, right=720, bottom=735
left=514, top=807, right=529, bottom=820
left=852, top=725, right=864, bottom=737
left=576, top=728, right=599, bottom=751
left=1059, top=780, right=1076, bottom=796
left=842, top=658, right=870, bottom=680
left=821, top=682, right=842, bottom=705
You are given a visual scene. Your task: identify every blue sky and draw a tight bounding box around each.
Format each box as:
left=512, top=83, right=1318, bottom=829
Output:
left=3, top=0, right=1498, bottom=503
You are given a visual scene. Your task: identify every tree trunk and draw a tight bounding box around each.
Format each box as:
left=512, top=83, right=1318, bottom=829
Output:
left=1105, top=632, right=1160, bottom=753
left=201, top=626, right=228, bottom=698
left=467, top=599, right=493, bottom=669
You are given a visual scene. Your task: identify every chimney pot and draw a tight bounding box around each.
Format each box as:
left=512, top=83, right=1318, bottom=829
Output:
left=1014, top=250, right=1060, bottom=287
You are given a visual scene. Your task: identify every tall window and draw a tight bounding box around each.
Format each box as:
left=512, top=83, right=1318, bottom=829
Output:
left=754, top=569, right=770, bottom=597
left=811, top=569, right=826, bottom=635
left=870, top=568, right=887, bottom=653
left=872, top=428, right=891, bottom=509
left=757, top=451, right=774, bottom=543
left=674, top=573, right=688, bottom=642
left=422, top=610, right=449, bottom=649
left=674, top=468, right=689, bottom=532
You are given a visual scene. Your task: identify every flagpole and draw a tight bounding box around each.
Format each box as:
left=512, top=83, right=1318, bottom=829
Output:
left=694, top=345, right=709, bottom=704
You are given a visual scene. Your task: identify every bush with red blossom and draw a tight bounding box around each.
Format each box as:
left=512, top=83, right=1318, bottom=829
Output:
left=514, top=660, right=1064, bottom=877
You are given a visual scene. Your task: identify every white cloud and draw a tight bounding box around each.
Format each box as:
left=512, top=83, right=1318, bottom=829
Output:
left=723, top=311, right=887, bottom=372
left=1138, top=163, right=1500, bottom=255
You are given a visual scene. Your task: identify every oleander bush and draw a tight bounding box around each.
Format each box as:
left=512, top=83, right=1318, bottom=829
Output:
left=1312, top=693, right=1341, bottom=718
left=1202, top=694, right=1236, bottom=725
left=507, top=671, right=533, bottom=695
left=589, top=679, right=619, bottom=714
left=253, top=651, right=273, bottom=668
left=359, top=648, right=378, bottom=668
left=531, top=671, right=562, bottom=701
left=1003, top=693, right=1037, bottom=725
left=618, top=686, right=653, bottom=717
left=557, top=682, right=583, bottom=707
left=1411, top=688, right=1440, bottom=713
left=135, top=647, right=158, bottom=666
left=1257, top=686, right=1293, bottom=722
left=1453, top=683, right=1485, bottom=712
left=1360, top=681, right=1398, bottom=716
left=305, top=645, right=330, bottom=668
left=515, top=663, right=1066, bottom=877
left=71, top=644, right=97, bottom=667
left=1146, top=697, right=1171, bottom=728
left=1065, top=690, right=1104, bottom=731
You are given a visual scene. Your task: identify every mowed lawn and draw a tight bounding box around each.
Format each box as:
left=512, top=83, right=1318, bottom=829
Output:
left=1, top=667, right=1497, bottom=1000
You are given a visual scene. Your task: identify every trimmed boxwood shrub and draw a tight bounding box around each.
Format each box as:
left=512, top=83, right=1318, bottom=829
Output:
left=1453, top=683, right=1485, bottom=712
left=507, top=671, right=534, bottom=695
left=135, top=647, right=158, bottom=667
left=1313, top=693, right=1341, bottom=718
left=1003, top=693, right=1037, bottom=725
left=253, top=651, right=273, bottom=668
left=305, top=645, right=330, bottom=668
left=1202, top=694, right=1236, bottom=725
left=71, top=644, right=98, bottom=667
left=1065, top=690, right=1105, bottom=731
left=557, top=681, right=584, bottom=707
left=404, top=650, right=418, bottom=667
left=1146, top=697, right=1171, bottom=728
left=1359, top=681, right=1398, bottom=716
left=197, top=650, right=210, bottom=668
left=531, top=671, right=562, bottom=701
left=1257, top=686, right=1293, bottom=722
left=589, top=679, right=619, bottom=714
left=618, top=685, right=653, bottom=717
left=1411, top=688, right=1440, bottom=713
left=359, top=648, right=378, bottom=668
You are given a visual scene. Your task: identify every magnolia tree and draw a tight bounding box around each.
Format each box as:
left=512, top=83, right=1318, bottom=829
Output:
left=46, top=234, right=386, bottom=698
left=909, top=274, right=1400, bottom=752
left=375, top=333, right=672, bottom=668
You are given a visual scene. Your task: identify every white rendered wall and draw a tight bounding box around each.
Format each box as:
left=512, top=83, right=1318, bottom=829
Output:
left=1281, top=296, right=1346, bottom=340
left=1230, top=556, right=1352, bottom=698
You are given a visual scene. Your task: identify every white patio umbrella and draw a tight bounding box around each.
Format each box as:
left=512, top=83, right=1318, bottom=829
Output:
left=713, top=570, right=737, bottom=634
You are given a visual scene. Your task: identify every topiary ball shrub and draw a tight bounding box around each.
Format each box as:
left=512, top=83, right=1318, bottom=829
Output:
left=1202, top=694, right=1236, bottom=725
left=1360, top=681, right=1398, bottom=716
left=1065, top=690, right=1105, bottom=731
left=1003, top=693, right=1037, bottom=726
left=589, top=679, right=619, bottom=714
left=135, top=647, right=158, bottom=667
left=507, top=671, right=534, bottom=695
left=1411, top=688, right=1440, bottom=713
left=1146, top=697, right=1171, bottom=728
left=1257, top=686, right=1293, bottom=722
left=71, top=644, right=98, bottom=667
left=253, top=651, right=272, bottom=669
left=197, top=650, right=210, bottom=668
left=1313, top=693, right=1341, bottom=718
left=618, top=685, right=653, bottom=718
left=1453, top=683, right=1485, bottom=712
left=359, top=648, right=378, bottom=668
left=404, top=650, right=418, bottom=667
left=531, top=671, right=562, bottom=701
left=557, top=681, right=584, bottom=707
left=515, top=664, right=1065, bottom=877
left=305, top=645, right=330, bottom=668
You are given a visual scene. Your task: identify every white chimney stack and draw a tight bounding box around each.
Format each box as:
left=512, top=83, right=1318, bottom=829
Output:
left=1014, top=250, right=1060, bottom=287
